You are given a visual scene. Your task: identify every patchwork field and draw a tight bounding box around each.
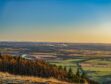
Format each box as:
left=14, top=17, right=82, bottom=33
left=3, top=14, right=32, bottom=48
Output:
left=1, top=42, right=111, bottom=83
left=49, top=57, right=111, bottom=84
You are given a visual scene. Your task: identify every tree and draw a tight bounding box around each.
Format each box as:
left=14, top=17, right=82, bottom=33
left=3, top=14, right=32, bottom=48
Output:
left=68, top=67, right=74, bottom=81
left=64, top=66, right=67, bottom=72
left=58, top=65, right=62, bottom=70
left=0, top=52, right=2, bottom=57
left=76, top=67, right=80, bottom=77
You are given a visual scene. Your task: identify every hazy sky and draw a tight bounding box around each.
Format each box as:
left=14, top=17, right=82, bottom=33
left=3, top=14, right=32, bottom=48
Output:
left=0, top=0, right=111, bottom=43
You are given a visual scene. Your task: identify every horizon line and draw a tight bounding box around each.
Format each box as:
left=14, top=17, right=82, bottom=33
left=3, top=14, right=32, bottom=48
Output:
left=0, top=40, right=111, bottom=44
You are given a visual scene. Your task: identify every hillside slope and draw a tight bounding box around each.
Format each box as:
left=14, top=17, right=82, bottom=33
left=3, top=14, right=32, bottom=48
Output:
left=0, top=55, right=99, bottom=84
left=0, top=72, right=71, bottom=84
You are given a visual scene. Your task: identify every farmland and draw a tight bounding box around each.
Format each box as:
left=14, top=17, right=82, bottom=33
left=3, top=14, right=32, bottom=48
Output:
left=49, top=57, right=111, bottom=84
left=0, top=42, right=111, bottom=83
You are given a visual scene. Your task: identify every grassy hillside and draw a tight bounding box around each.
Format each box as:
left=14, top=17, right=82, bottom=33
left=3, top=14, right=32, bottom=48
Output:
left=0, top=72, right=71, bottom=84
left=0, top=55, right=99, bottom=84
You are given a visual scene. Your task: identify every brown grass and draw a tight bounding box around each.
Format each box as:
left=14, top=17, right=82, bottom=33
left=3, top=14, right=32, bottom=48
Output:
left=0, top=72, right=73, bottom=84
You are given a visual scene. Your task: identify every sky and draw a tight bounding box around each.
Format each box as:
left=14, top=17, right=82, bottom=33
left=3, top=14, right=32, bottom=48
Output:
left=0, top=0, right=111, bottom=43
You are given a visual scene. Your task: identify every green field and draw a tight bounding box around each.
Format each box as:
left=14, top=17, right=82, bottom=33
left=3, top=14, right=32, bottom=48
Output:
left=49, top=57, right=111, bottom=84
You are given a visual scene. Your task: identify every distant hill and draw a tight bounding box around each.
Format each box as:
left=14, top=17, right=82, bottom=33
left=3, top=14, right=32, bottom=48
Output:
left=1, top=41, right=111, bottom=51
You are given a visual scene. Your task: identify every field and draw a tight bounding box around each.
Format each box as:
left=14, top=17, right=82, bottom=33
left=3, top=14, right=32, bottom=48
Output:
left=49, top=57, right=111, bottom=84
left=1, top=42, right=111, bottom=83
